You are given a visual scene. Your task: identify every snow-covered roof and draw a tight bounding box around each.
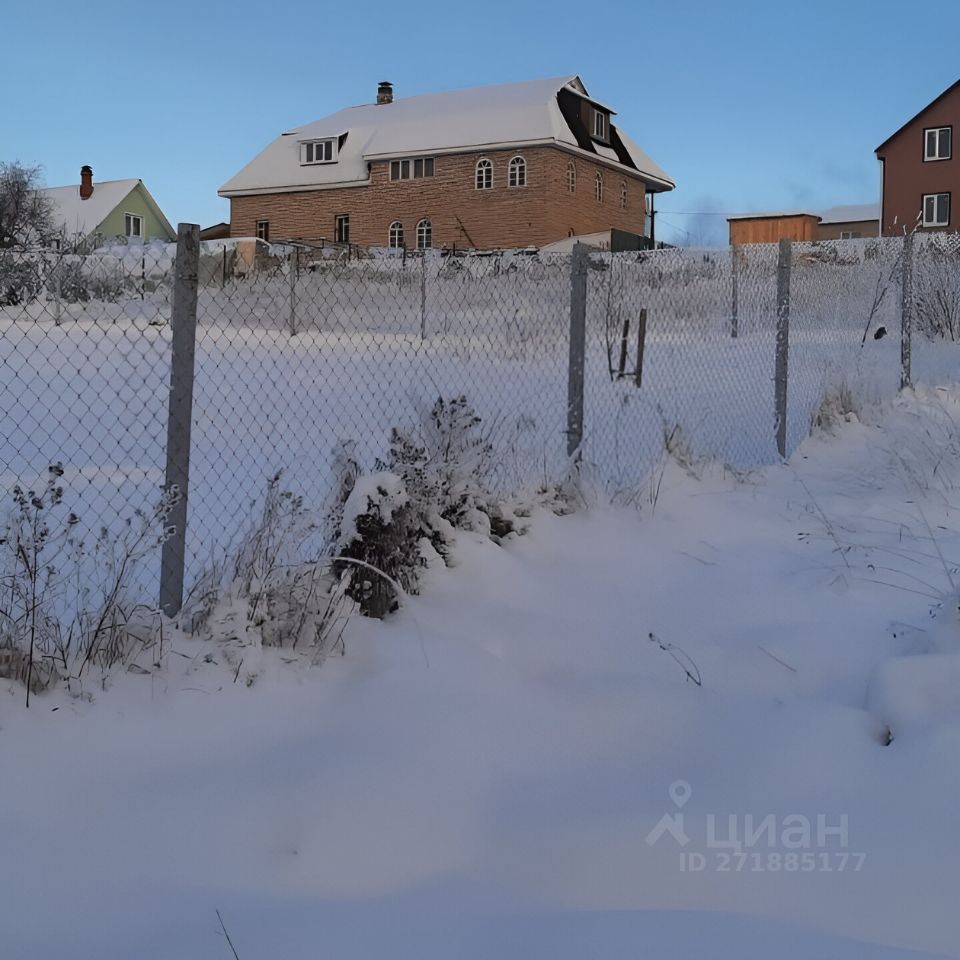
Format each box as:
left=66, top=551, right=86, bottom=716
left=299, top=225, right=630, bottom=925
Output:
left=40, top=179, right=142, bottom=238
left=819, top=203, right=880, bottom=224
left=219, top=75, right=674, bottom=196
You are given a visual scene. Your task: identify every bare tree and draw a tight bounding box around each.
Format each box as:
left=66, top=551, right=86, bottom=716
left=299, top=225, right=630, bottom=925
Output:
left=0, top=161, right=56, bottom=248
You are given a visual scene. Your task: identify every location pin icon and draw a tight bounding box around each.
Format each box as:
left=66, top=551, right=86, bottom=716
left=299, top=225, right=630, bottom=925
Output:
left=669, top=780, right=692, bottom=809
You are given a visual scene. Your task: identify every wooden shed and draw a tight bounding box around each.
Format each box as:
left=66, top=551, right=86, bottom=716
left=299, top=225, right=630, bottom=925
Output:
left=727, top=212, right=821, bottom=245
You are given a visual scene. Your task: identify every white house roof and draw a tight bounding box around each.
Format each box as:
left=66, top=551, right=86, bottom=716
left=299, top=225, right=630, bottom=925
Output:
left=219, top=75, right=674, bottom=196
left=40, top=179, right=141, bottom=237
left=819, top=203, right=880, bottom=224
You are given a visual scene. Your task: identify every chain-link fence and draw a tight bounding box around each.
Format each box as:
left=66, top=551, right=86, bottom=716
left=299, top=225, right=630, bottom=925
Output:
left=1, top=229, right=958, bottom=614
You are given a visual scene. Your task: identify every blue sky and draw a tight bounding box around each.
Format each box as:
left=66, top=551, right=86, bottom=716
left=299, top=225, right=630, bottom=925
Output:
left=4, top=0, right=960, bottom=245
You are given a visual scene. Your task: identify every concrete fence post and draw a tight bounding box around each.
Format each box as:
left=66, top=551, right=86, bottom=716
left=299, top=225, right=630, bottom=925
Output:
left=566, top=243, right=588, bottom=459
left=774, top=238, right=791, bottom=459
left=159, top=223, right=200, bottom=618
left=900, top=232, right=914, bottom=390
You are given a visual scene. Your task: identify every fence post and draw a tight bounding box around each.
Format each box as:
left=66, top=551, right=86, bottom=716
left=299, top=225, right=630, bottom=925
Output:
left=634, top=307, right=648, bottom=388
left=731, top=243, right=739, bottom=338
left=900, top=232, right=913, bottom=389
left=52, top=265, right=61, bottom=326
left=774, top=238, right=791, bottom=459
left=159, top=223, right=200, bottom=618
left=566, top=243, right=588, bottom=458
left=420, top=252, right=427, bottom=340
left=288, top=249, right=297, bottom=336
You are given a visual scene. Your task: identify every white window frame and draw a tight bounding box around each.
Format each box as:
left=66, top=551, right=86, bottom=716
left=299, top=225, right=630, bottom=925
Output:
left=124, top=212, right=143, bottom=238
left=391, top=157, right=435, bottom=181
left=595, top=172, right=603, bottom=203
left=416, top=218, right=432, bottom=250
left=388, top=221, right=404, bottom=248
left=475, top=158, right=493, bottom=190
left=593, top=111, right=607, bottom=140
left=300, top=139, right=337, bottom=165
left=924, top=126, right=952, bottom=162
left=508, top=155, right=526, bottom=188
left=566, top=161, right=576, bottom=193
left=335, top=214, right=350, bottom=244
left=922, top=192, right=950, bottom=227
left=256, top=220, right=269, bottom=242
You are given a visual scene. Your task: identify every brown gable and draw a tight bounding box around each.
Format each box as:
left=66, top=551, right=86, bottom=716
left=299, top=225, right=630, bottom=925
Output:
left=877, top=78, right=960, bottom=154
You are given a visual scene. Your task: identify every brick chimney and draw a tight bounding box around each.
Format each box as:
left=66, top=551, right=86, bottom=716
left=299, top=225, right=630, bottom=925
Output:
left=376, top=81, right=393, bottom=105
left=79, top=165, right=93, bottom=200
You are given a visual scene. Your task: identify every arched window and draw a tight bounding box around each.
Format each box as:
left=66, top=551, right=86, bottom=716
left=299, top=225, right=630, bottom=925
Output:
left=508, top=155, right=526, bottom=188
left=416, top=218, right=432, bottom=250
left=388, top=220, right=404, bottom=248
left=475, top=158, right=493, bottom=190
left=619, top=181, right=627, bottom=210
left=595, top=172, right=603, bottom=203
left=566, top=161, right=576, bottom=193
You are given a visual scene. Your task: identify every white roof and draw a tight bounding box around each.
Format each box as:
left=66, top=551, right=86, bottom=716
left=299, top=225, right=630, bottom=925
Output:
left=219, top=75, right=674, bottom=196
left=819, top=203, right=880, bottom=224
left=40, top=179, right=142, bottom=237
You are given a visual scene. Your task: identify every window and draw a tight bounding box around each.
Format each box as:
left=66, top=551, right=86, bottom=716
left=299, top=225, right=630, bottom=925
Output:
left=475, top=158, right=493, bottom=190
left=301, top=139, right=336, bottom=165
left=566, top=161, right=576, bottom=193
left=416, top=218, right=432, bottom=250
left=840, top=231, right=862, bottom=240
left=124, top=213, right=143, bottom=238
left=593, top=111, right=607, bottom=140
left=508, top=155, right=526, bottom=188
left=619, top=181, right=627, bottom=210
left=595, top=172, right=603, bottom=202
left=391, top=157, right=434, bottom=180
left=922, top=192, right=950, bottom=227
left=388, top=221, right=404, bottom=248
left=335, top=214, right=350, bottom=244
left=924, top=127, right=952, bottom=161
left=256, top=220, right=269, bottom=242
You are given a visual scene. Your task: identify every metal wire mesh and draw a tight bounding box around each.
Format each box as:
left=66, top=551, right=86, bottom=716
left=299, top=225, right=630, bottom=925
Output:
left=1, top=232, right=958, bottom=609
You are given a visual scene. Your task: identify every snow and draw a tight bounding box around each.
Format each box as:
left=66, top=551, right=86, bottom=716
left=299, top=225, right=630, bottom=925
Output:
left=2, top=389, right=960, bottom=957
left=336, top=470, right=409, bottom=549
left=219, top=75, right=673, bottom=196
left=40, top=178, right=141, bottom=238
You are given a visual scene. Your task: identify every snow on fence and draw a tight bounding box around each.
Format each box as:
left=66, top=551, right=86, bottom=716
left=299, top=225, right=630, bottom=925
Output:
left=1, top=229, right=959, bottom=613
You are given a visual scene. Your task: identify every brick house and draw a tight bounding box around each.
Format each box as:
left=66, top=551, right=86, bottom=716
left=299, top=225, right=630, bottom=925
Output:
left=218, top=76, right=674, bottom=250
left=877, top=79, right=960, bottom=236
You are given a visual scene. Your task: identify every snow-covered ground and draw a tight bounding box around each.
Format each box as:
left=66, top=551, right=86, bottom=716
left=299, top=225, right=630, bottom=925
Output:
left=3, top=386, right=960, bottom=958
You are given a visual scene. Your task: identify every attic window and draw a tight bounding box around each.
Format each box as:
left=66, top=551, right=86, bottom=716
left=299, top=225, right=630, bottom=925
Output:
left=301, top=139, right=337, bottom=165
left=924, top=127, right=952, bottom=161
left=593, top=111, right=607, bottom=140
left=124, top=213, right=143, bottom=238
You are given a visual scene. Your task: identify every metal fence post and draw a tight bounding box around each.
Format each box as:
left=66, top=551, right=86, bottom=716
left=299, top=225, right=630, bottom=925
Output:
left=774, top=238, right=791, bottom=459
left=567, top=243, right=588, bottom=458
left=288, top=249, right=297, bottom=337
left=900, top=232, right=913, bottom=389
left=730, top=243, right=739, bottom=338
left=159, top=223, right=200, bottom=618
left=420, top=252, right=427, bottom=340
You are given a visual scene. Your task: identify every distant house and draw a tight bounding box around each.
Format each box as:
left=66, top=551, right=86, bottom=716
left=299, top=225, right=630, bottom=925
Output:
left=200, top=222, right=230, bottom=240
left=817, top=203, right=879, bottom=240
left=876, top=79, right=960, bottom=235
left=218, top=76, right=674, bottom=251
left=41, top=166, right=175, bottom=248
left=727, top=204, right=880, bottom=245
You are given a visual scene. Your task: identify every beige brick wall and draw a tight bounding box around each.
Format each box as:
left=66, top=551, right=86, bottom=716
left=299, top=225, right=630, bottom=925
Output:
left=228, top=145, right=648, bottom=249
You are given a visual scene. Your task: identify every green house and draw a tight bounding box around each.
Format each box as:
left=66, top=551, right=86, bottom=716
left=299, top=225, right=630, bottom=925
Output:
left=41, top=165, right=175, bottom=247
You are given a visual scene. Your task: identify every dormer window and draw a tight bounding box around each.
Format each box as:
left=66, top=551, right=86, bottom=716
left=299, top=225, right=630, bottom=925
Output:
left=593, top=111, right=607, bottom=141
left=301, top=139, right=337, bottom=165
